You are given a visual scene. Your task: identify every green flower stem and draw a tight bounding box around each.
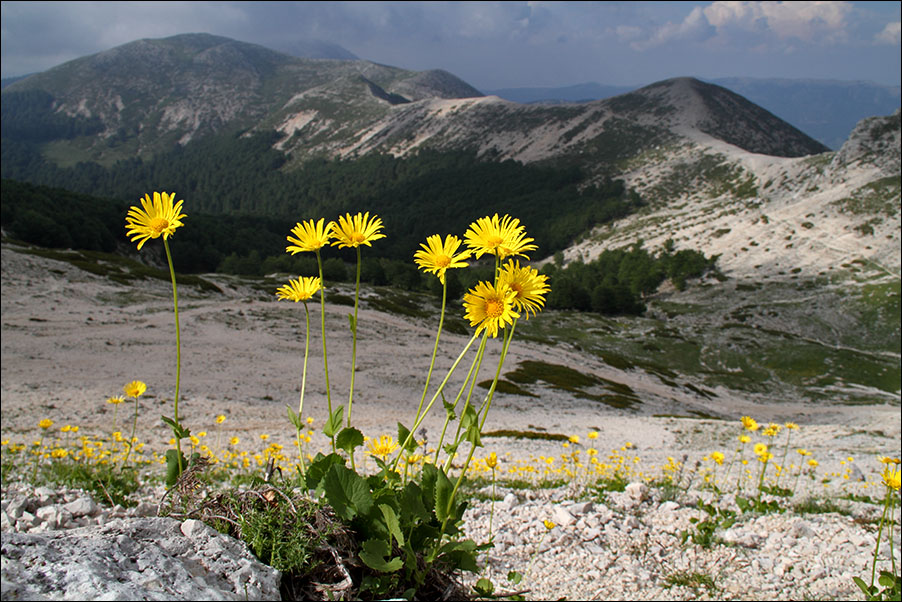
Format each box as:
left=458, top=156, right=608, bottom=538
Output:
left=870, top=484, right=895, bottom=589
left=434, top=338, right=486, bottom=466
left=777, top=430, right=793, bottom=487
left=445, top=335, right=489, bottom=470
left=163, top=238, right=184, bottom=477
left=756, top=456, right=769, bottom=502
left=295, top=302, right=312, bottom=475
left=347, top=247, right=362, bottom=428
left=315, top=250, right=335, bottom=453
left=122, top=396, right=139, bottom=466
left=478, top=319, right=517, bottom=432
left=414, top=280, right=447, bottom=426
left=391, top=331, right=480, bottom=473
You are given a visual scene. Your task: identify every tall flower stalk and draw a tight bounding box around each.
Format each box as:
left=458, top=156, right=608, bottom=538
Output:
left=121, top=380, right=147, bottom=467
left=287, top=218, right=336, bottom=452
left=277, top=275, right=322, bottom=475
left=412, top=234, right=470, bottom=425
left=331, top=212, right=385, bottom=429
left=125, top=192, right=187, bottom=482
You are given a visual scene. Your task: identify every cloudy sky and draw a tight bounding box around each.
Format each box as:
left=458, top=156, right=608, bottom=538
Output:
left=2, top=1, right=900, bottom=89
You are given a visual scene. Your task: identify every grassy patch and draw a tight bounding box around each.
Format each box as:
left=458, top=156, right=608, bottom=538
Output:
left=503, top=360, right=641, bottom=409
left=664, top=570, right=718, bottom=594
left=21, top=247, right=222, bottom=293
left=482, top=429, right=570, bottom=442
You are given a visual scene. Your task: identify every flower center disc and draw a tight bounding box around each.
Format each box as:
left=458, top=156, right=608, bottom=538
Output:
left=435, top=255, right=451, bottom=268
left=351, top=232, right=366, bottom=244
left=149, top=217, right=170, bottom=236
left=484, top=299, right=504, bottom=318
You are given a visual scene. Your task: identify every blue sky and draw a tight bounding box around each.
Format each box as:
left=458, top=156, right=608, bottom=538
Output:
left=2, top=1, right=900, bottom=89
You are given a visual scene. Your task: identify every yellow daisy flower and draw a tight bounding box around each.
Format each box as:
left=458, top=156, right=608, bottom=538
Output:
left=497, top=259, right=550, bottom=318
left=123, top=380, right=147, bottom=398
left=486, top=452, right=498, bottom=469
left=125, top=192, right=186, bottom=250
left=464, top=214, right=537, bottom=260
left=543, top=520, right=556, bottom=530
left=711, top=451, right=725, bottom=465
left=276, top=276, right=322, bottom=303
left=286, top=218, right=334, bottom=254
left=462, top=281, right=519, bottom=338
left=39, top=419, right=53, bottom=430
left=753, top=443, right=768, bottom=457
left=331, top=212, right=385, bottom=248
left=106, top=395, right=125, bottom=405
left=215, top=415, right=226, bottom=424
left=882, top=466, right=900, bottom=491
left=740, top=416, right=759, bottom=432
left=413, top=234, right=470, bottom=284
left=367, top=435, right=399, bottom=460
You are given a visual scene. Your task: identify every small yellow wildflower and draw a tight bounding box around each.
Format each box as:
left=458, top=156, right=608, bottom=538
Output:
left=123, top=380, right=147, bottom=398
left=741, top=416, right=759, bottom=432
left=230, top=437, right=240, bottom=446
left=367, top=435, right=399, bottom=459
left=588, top=431, right=599, bottom=440
left=543, top=520, right=556, bottom=530
left=753, top=443, right=768, bottom=457
left=107, top=395, right=125, bottom=405
left=569, top=435, right=580, bottom=445
left=125, top=192, right=186, bottom=250
left=215, top=415, right=226, bottom=424
left=413, top=234, right=471, bottom=285
left=711, top=451, right=725, bottom=465
left=882, top=466, right=900, bottom=491
left=785, top=422, right=799, bottom=430
left=39, top=419, right=53, bottom=430
left=286, top=218, right=334, bottom=254
left=331, top=212, right=385, bottom=249
left=486, top=452, right=498, bottom=469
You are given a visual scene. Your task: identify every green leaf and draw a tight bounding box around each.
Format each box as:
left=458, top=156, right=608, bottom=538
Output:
left=442, top=396, right=456, bottom=421
left=434, top=466, right=454, bottom=524
left=323, top=406, right=344, bottom=438
left=336, top=427, right=364, bottom=455
left=507, top=570, right=523, bottom=585
left=396, top=422, right=418, bottom=453
left=359, top=539, right=403, bottom=573
left=286, top=405, right=301, bottom=429
left=474, top=578, right=494, bottom=596
left=322, top=463, right=373, bottom=522
left=305, top=453, right=345, bottom=491
left=161, top=415, right=191, bottom=439
left=164, top=448, right=186, bottom=487
left=877, top=571, right=896, bottom=587
left=379, top=504, right=404, bottom=547
left=399, top=481, right=428, bottom=523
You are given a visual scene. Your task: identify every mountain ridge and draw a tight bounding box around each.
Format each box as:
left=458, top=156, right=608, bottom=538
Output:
left=1, top=33, right=897, bottom=284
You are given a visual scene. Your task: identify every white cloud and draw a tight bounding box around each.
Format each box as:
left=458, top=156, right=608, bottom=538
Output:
left=632, top=6, right=715, bottom=50
left=875, top=21, right=901, bottom=45
left=703, top=1, right=852, bottom=43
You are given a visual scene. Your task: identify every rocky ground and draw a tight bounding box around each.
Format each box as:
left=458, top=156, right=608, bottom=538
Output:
left=2, top=242, right=900, bottom=600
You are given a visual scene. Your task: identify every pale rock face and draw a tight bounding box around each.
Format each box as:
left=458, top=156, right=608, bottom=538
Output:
left=0, top=517, right=281, bottom=601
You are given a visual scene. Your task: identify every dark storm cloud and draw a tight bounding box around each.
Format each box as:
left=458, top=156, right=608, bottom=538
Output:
left=1, top=1, right=899, bottom=87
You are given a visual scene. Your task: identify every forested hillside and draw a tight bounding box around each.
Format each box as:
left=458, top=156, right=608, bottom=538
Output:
left=1, top=137, right=641, bottom=261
